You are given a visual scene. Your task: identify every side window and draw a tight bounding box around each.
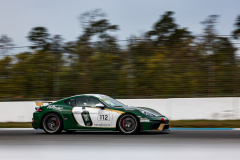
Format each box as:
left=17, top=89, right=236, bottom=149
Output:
left=76, top=97, right=91, bottom=107
left=76, top=97, right=103, bottom=107
left=89, top=97, right=103, bottom=107
left=64, top=98, right=75, bottom=106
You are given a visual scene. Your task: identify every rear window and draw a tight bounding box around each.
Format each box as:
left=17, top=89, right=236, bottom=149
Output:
left=64, top=98, right=75, bottom=106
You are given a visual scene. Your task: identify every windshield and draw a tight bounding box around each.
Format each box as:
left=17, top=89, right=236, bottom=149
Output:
left=99, top=95, right=126, bottom=107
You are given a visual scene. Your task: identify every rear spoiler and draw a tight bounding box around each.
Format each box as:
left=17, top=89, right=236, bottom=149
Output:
left=35, top=101, right=53, bottom=110
left=35, top=101, right=53, bottom=107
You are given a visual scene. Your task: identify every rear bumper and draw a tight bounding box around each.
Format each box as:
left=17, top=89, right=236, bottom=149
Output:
left=32, top=112, right=42, bottom=129
left=32, top=122, right=38, bottom=129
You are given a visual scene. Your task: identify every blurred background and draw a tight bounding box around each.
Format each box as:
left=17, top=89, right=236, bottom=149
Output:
left=1, top=1, right=240, bottom=160
left=1, top=8, right=240, bottom=101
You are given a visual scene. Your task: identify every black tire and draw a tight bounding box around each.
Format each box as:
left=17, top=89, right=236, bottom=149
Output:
left=42, top=113, right=63, bottom=134
left=117, top=114, right=139, bottom=134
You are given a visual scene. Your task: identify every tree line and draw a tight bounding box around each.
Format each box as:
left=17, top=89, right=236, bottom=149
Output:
left=1, top=10, right=240, bottom=100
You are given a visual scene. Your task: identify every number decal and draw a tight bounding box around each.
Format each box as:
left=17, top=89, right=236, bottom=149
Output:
left=98, top=114, right=110, bottom=121
left=98, top=110, right=110, bottom=121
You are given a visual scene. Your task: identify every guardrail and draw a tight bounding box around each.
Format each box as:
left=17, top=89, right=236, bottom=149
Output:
left=0, top=97, right=239, bottom=122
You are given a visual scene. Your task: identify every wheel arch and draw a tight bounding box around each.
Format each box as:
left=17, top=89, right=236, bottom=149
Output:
left=40, top=111, right=64, bottom=129
left=115, top=113, right=140, bottom=131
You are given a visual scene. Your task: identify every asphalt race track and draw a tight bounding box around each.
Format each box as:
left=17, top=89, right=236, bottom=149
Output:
left=0, top=130, right=240, bottom=160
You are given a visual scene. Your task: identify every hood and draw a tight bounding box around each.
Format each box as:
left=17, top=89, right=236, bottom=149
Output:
left=136, top=107, right=163, bottom=116
left=122, top=106, right=163, bottom=116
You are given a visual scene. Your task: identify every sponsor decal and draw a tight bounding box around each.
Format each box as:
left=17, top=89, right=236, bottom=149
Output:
left=140, top=118, right=150, bottom=122
left=81, top=110, right=93, bottom=126
left=94, top=123, right=111, bottom=127
left=47, top=105, right=63, bottom=110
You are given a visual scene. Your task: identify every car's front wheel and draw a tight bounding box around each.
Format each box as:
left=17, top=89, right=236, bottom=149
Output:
left=42, top=113, right=63, bottom=134
left=118, top=114, right=139, bottom=134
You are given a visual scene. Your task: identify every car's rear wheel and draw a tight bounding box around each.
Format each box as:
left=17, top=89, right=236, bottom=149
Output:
left=118, top=114, right=139, bottom=134
left=42, top=113, right=62, bottom=134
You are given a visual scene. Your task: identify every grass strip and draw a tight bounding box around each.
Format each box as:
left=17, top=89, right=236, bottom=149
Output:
left=0, top=120, right=239, bottom=128
left=169, top=120, right=240, bottom=128
left=0, top=122, right=32, bottom=128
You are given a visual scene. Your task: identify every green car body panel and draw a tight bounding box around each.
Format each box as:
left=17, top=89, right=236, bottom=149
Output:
left=32, top=94, right=169, bottom=132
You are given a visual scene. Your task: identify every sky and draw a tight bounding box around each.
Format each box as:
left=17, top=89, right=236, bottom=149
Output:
left=0, top=0, right=240, bottom=47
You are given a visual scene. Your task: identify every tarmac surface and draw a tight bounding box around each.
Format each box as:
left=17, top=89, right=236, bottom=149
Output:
left=0, top=130, right=240, bottom=160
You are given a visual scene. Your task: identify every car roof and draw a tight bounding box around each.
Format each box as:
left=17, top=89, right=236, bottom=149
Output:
left=54, top=94, right=108, bottom=103
left=82, top=94, right=106, bottom=98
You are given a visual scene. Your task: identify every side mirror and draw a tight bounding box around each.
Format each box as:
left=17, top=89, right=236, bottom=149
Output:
left=95, top=103, right=105, bottom=108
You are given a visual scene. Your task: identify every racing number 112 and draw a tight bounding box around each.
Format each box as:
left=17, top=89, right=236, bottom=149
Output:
left=99, top=115, right=109, bottom=120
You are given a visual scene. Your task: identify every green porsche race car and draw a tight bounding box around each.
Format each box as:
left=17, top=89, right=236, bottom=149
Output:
left=32, top=94, right=169, bottom=134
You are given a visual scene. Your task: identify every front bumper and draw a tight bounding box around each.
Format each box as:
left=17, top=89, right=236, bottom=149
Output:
left=140, top=120, right=170, bottom=132
left=151, top=121, right=169, bottom=131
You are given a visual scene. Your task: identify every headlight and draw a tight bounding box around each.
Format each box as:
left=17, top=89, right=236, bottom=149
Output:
left=139, top=109, right=154, bottom=117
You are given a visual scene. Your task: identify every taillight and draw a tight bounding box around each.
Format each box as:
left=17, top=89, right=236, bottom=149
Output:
left=161, top=118, right=165, bottom=123
left=37, top=108, right=43, bottom=112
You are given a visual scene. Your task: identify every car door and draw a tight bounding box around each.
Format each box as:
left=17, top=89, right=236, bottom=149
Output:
left=72, top=96, right=113, bottom=128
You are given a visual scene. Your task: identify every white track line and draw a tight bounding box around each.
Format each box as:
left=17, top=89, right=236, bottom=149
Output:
left=232, top=128, right=240, bottom=130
